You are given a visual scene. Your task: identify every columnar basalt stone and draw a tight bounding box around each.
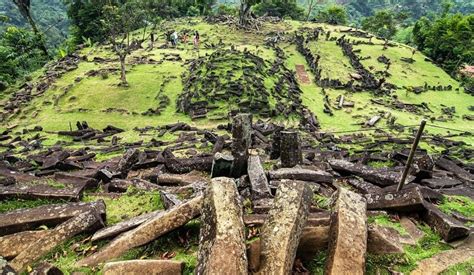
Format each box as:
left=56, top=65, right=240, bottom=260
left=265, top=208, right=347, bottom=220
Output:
left=328, top=159, right=414, bottom=187
left=211, top=153, right=234, bottom=178
left=326, top=188, right=367, bottom=275
left=257, top=181, right=312, bottom=274
left=91, top=210, right=163, bottom=242
left=269, top=167, right=333, bottom=183
left=0, top=200, right=106, bottom=236
left=421, top=202, right=469, bottom=242
left=10, top=210, right=103, bottom=272
left=103, top=260, right=184, bottom=275
left=0, top=230, right=50, bottom=259
left=77, top=196, right=203, bottom=267
left=196, top=177, right=248, bottom=275
left=270, top=126, right=283, bottom=160
left=365, top=187, right=425, bottom=212
left=247, top=155, right=272, bottom=199
left=231, top=114, right=252, bottom=177
left=280, top=131, right=302, bottom=168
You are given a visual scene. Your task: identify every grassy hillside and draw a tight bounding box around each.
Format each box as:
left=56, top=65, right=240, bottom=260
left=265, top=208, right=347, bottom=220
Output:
left=1, top=17, right=472, bottom=155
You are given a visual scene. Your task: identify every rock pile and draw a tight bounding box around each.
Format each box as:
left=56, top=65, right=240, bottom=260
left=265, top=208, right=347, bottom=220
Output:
left=177, top=48, right=311, bottom=122
left=0, top=113, right=472, bottom=273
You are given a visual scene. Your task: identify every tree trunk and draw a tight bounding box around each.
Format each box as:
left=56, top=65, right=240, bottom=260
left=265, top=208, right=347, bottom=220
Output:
left=119, top=54, right=128, bottom=86
left=239, top=2, right=251, bottom=26
left=25, top=12, right=49, bottom=57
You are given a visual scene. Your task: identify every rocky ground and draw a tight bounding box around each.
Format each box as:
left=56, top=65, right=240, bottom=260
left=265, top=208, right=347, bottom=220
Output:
left=0, top=17, right=473, bottom=274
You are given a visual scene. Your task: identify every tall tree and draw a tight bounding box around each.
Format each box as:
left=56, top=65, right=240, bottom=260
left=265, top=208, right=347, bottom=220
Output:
left=101, top=1, right=144, bottom=86
left=239, top=0, right=261, bottom=26
left=361, top=10, right=398, bottom=39
left=315, top=5, right=348, bottom=25
left=10, top=0, right=48, bottom=56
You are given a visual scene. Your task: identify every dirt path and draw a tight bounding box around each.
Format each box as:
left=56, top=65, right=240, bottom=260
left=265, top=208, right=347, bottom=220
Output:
left=295, top=65, right=311, bottom=84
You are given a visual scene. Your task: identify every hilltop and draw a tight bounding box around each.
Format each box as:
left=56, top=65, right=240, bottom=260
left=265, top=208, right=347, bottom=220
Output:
left=0, top=17, right=473, bottom=274
left=1, top=17, right=472, bottom=155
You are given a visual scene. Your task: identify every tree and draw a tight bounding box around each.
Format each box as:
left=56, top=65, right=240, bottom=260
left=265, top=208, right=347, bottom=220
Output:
left=253, top=0, right=304, bottom=20
left=413, top=13, right=474, bottom=74
left=361, top=10, right=398, bottom=39
left=10, top=0, right=49, bottom=56
left=195, top=0, right=217, bottom=16
left=305, top=0, right=317, bottom=21
left=0, top=26, right=49, bottom=85
left=101, top=1, right=144, bottom=86
left=239, top=0, right=261, bottom=26
left=315, top=5, right=348, bottom=25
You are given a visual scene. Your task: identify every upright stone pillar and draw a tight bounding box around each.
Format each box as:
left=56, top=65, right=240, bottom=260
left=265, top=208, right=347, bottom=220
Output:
left=231, top=113, right=252, bottom=177
left=280, top=131, right=302, bottom=168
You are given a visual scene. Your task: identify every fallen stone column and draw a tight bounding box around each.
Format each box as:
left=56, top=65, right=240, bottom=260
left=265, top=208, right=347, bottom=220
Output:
left=196, top=177, right=248, bottom=274
left=91, top=209, right=163, bottom=242
left=103, top=260, right=184, bottom=275
left=248, top=155, right=272, bottom=199
left=326, top=188, right=367, bottom=275
left=269, top=167, right=333, bottom=183
left=329, top=159, right=414, bottom=187
left=0, top=200, right=106, bottom=236
left=0, top=230, right=49, bottom=259
left=231, top=113, right=252, bottom=177
left=10, top=210, right=103, bottom=272
left=77, top=196, right=203, bottom=267
left=157, top=172, right=208, bottom=186
left=365, top=187, right=425, bottom=212
left=257, top=181, right=312, bottom=274
left=165, top=156, right=213, bottom=174
left=280, top=131, right=302, bottom=168
left=421, top=202, right=469, bottom=242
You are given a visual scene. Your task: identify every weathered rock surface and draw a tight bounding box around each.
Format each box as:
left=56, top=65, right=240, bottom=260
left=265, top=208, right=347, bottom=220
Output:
left=329, top=159, right=414, bottom=187
left=91, top=209, right=163, bottom=242
left=10, top=210, right=102, bottom=272
left=247, top=155, right=271, bottom=198
left=0, top=230, right=49, bottom=260
left=231, top=113, right=252, bottom=177
left=0, top=200, right=106, bottom=236
left=411, top=234, right=474, bottom=275
left=280, top=131, right=302, bottom=168
left=103, top=260, right=183, bottom=275
left=421, top=202, right=469, bottom=242
left=196, top=177, right=248, bottom=275
left=268, top=167, right=333, bottom=183
left=77, top=196, right=203, bottom=267
left=257, top=181, right=312, bottom=274
left=365, top=187, right=425, bottom=212
left=326, top=188, right=367, bottom=275
left=367, top=224, right=414, bottom=255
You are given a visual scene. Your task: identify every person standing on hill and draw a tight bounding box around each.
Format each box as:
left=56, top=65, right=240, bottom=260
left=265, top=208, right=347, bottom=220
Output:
left=193, top=30, right=200, bottom=49
left=172, top=31, right=179, bottom=47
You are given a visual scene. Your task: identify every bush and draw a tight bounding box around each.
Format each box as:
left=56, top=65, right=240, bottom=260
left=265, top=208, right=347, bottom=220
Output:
left=315, top=5, right=348, bottom=25
left=253, top=0, right=304, bottom=20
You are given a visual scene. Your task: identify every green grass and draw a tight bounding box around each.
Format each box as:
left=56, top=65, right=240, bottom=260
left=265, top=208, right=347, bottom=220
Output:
left=0, top=198, right=66, bottom=213
left=438, top=196, right=474, bottom=218
left=2, top=18, right=468, bottom=145
left=313, top=194, right=331, bottom=210
left=367, top=160, right=396, bottom=168
left=368, top=214, right=409, bottom=236
left=306, top=250, right=327, bottom=275
left=83, top=188, right=164, bottom=225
